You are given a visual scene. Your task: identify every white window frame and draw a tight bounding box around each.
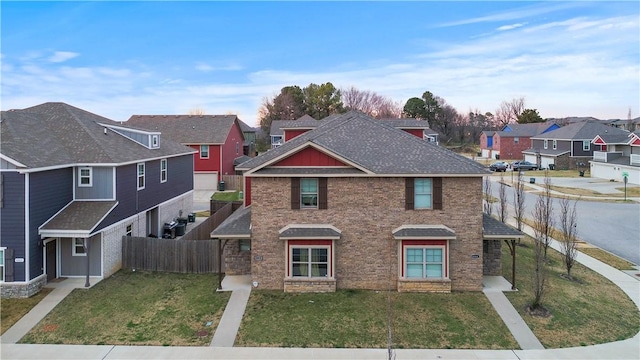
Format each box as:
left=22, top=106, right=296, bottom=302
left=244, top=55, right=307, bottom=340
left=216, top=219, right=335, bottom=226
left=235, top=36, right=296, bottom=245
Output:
left=300, top=178, right=318, bottom=209
left=0, top=247, right=5, bottom=282
left=403, top=245, right=447, bottom=279
left=160, top=159, right=167, bottom=183
left=137, top=163, right=145, bottom=190
left=151, top=135, right=159, bottom=148
left=414, top=178, right=433, bottom=209
left=583, top=140, right=591, bottom=151
left=78, top=167, right=92, bottom=187
left=200, top=145, right=209, bottom=159
left=513, top=137, right=519, bottom=144
left=553, top=140, right=557, bottom=150
left=72, top=238, right=86, bottom=257
left=543, top=139, right=548, bottom=149
left=126, top=224, right=133, bottom=237
left=289, top=245, right=331, bottom=278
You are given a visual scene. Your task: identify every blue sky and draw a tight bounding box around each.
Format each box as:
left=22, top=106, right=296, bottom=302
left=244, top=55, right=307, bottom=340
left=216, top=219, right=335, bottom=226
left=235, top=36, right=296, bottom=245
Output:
left=1, top=1, right=638, bottom=126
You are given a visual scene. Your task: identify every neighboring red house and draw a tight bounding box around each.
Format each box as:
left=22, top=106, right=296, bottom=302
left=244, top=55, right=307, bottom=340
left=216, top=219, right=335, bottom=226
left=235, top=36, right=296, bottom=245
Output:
left=127, top=115, right=245, bottom=191
left=480, top=123, right=559, bottom=160
left=213, top=111, right=523, bottom=293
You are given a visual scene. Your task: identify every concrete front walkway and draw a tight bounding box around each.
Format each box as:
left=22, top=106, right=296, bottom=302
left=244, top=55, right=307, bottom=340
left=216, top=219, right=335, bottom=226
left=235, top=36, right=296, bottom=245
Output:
left=210, top=275, right=252, bottom=347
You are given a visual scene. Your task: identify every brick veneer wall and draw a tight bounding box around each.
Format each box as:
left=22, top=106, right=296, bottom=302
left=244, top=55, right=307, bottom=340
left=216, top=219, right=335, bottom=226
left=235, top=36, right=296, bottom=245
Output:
left=483, top=240, right=502, bottom=276
left=250, top=176, right=483, bottom=292
left=224, top=239, right=252, bottom=275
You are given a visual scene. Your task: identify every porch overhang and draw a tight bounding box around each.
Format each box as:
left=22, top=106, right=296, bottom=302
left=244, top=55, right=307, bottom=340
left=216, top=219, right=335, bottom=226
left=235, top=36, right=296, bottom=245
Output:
left=210, top=205, right=252, bottom=239
left=392, top=225, right=456, bottom=240
left=279, top=224, right=341, bottom=240
left=482, top=214, right=525, bottom=240
left=38, top=201, right=118, bottom=239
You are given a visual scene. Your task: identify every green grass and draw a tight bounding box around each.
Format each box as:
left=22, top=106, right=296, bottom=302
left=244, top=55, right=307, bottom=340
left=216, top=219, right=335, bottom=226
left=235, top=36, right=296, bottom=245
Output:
left=20, top=270, right=230, bottom=346
left=236, top=290, right=518, bottom=349
left=1, top=288, right=53, bottom=334
left=578, top=247, right=637, bottom=270
left=502, top=236, right=640, bottom=348
left=211, top=190, right=240, bottom=201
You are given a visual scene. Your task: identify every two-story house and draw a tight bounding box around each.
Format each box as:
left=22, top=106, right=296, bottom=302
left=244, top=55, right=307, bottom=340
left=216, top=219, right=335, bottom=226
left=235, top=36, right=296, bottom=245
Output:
left=479, top=122, right=559, bottom=160
left=523, top=121, right=630, bottom=170
left=214, top=111, right=522, bottom=293
left=127, top=115, right=246, bottom=191
left=0, top=103, right=195, bottom=298
left=590, top=131, right=640, bottom=185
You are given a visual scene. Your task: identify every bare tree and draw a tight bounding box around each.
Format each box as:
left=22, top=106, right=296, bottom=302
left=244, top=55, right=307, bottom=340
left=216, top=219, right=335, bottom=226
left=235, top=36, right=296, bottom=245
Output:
left=559, top=196, right=579, bottom=279
left=513, top=171, right=526, bottom=235
left=498, top=173, right=508, bottom=223
left=531, top=192, right=549, bottom=309
left=188, top=107, right=206, bottom=115
left=342, top=86, right=402, bottom=119
left=483, top=176, right=493, bottom=215
left=495, top=97, right=525, bottom=127
left=539, top=172, right=554, bottom=259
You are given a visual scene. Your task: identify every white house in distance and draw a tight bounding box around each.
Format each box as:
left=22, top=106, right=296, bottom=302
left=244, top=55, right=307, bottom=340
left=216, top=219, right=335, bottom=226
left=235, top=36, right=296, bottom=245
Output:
left=590, top=131, right=640, bottom=185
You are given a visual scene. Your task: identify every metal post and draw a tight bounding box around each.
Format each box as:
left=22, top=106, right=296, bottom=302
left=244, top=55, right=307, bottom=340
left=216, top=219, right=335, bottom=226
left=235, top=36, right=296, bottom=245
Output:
left=84, top=238, right=91, bottom=288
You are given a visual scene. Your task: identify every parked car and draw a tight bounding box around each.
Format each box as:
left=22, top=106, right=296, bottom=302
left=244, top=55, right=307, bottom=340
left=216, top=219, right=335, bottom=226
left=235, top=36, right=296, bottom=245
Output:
left=511, top=160, right=538, bottom=171
left=489, top=161, right=508, bottom=172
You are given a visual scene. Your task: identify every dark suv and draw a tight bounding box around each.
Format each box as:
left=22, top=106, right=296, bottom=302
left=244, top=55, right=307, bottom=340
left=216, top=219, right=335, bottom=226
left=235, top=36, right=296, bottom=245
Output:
left=511, top=160, right=538, bottom=171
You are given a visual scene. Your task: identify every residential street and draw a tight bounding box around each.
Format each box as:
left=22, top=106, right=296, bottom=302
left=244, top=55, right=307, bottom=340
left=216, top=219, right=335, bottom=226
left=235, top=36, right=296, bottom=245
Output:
left=488, top=176, right=640, bottom=265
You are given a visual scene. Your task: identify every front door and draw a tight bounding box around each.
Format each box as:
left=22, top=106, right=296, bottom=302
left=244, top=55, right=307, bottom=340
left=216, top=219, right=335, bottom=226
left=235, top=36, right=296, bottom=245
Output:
left=46, top=240, right=57, bottom=281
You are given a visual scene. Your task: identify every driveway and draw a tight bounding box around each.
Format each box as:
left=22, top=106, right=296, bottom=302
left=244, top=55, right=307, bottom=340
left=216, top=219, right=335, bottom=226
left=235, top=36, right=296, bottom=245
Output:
left=193, top=190, right=214, bottom=212
left=488, top=176, right=640, bottom=265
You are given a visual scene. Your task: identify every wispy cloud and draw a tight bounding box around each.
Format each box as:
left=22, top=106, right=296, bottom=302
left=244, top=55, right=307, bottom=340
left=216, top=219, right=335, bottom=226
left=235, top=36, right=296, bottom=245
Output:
left=195, top=62, right=243, bottom=72
left=436, top=2, right=582, bottom=27
left=497, top=23, right=526, bottom=31
left=48, top=51, right=79, bottom=63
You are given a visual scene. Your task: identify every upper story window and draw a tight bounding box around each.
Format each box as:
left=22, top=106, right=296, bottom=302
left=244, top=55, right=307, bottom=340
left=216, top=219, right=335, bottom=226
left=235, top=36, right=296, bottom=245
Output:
left=137, top=163, right=145, bottom=190
left=78, top=167, right=92, bottom=187
left=406, top=178, right=442, bottom=210
left=73, top=238, right=86, bottom=256
left=126, top=224, right=133, bottom=237
left=160, top=159, right=167, bottom=183
left=200, top=145, right=209, bottom=159
left=583, top=140, right=591, bottom=151
left=151, top=135, right=159, bottom=148
left=0, top=247, right=5, bottom=282
left=300, top=178, right=318, bottom=208
left=553, top=140, right=557, bottom=150
left=544, top=139, right=548, bottom=149
left=414, top=178, right=433, bottom=209
left=513, top=137, right=519, bottom=144
left=236, top=142, right=240, bottom=155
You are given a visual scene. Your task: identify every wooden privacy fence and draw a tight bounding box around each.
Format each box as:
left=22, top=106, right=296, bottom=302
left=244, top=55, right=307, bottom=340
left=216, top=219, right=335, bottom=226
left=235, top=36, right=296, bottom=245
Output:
left=122, top=237, right=219, bottom=273
left=181, top=203, right=233, bottom=240
left=221, top=175, right=243, bottom=191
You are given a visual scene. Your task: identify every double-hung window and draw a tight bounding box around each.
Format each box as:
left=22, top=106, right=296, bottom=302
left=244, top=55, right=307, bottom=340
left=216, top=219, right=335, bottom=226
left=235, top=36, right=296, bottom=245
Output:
left=553, top=140, right=557, bottom=150
left=160, top=159, right=167, bottom=183
left=78, top=167, right=92, bottom=187
left=200, top=145, right=209, bottom=158
left=291, top=247, right=329, bottom=277
left=137, top=163, right=145, bottom=190
left=583, top=140, right=590, bottom=151
left=544, top=139, right=548, bottom=149
left=405, top=247, right=444, bottom=279
left=0, top=248, right=4, bottom=282
left=73, top=238, right=86, bottom=256
left=414, top=178, right=433, bottom=209
left=126, top=224, right=133, bottom=237
left=300, top=178, right=318, bottom=208
left=514, top=137, right=519, bottom=144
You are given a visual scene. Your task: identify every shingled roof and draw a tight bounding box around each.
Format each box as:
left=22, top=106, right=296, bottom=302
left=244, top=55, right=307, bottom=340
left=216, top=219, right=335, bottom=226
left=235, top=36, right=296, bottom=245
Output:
left=127, top=114, right=243, bottom=144
left=531, top=121, right=629, bottom=141
left=240, top=111, right=489, bottom=176
left=0, top=103, right=194, bottom=169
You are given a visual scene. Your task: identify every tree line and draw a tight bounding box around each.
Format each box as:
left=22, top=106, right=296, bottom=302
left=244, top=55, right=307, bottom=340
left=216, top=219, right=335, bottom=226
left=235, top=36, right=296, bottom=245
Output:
left=258, top=83, right=544, bottom=146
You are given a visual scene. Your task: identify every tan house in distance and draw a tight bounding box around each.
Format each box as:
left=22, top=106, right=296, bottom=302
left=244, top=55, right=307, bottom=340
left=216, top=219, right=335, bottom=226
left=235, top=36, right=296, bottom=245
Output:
left=214, top=111, right=522, bottom=293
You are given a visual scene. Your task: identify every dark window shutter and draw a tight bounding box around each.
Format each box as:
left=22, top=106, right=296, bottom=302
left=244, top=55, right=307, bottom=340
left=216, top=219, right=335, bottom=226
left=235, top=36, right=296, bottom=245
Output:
left=318, top=178, right=328, bottom=210
left=433, top=177, right=443, bottom=210
left=291, top=178, right=300, bottom=210
left=405, top=178, right=414, bottom=210
left=5, top=248, right=14, bottom=282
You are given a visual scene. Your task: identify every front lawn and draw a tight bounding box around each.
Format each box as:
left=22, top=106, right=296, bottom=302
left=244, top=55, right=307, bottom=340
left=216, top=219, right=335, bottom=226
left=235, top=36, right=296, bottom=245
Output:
left=236, top=290, right=518, bottom=349
left=20, top=270, right=229, bottom=346
left=502, top=236, right=640, bottom=348
left=1, top=288, right=53, bottom=334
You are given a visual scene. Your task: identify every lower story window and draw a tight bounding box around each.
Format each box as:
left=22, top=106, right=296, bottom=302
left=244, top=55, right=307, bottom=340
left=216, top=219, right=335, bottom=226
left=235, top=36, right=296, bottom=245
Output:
left=239, top=239, right=251, bottom=252
left=0, top=248, right=4, bottom=282
left=291, top=247, right=328, bottom=277
left=402, top=242, right=447, bottom=279
left=73, top=238, right=86, bottom=256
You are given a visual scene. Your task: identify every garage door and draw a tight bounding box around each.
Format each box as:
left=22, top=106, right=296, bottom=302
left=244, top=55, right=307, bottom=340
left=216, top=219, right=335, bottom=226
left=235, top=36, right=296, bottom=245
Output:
left=194, top=172, right=218, bottom=191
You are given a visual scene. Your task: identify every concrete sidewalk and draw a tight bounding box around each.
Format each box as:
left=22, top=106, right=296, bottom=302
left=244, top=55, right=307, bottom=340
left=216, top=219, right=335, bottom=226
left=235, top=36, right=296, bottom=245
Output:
left=210, top=275, right=252, bottom=347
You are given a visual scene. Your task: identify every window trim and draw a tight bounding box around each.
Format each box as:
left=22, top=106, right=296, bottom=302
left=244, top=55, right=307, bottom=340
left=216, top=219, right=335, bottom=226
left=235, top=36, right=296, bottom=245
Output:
left=300, top=178, right=319, bottom=209
left=151, top=135, right=159, bottom=148
left=160, top=159, right=167, bottom=183
left=137, top=163, right=145, bottom=190
left=582, top=140, right=591, bottom=151
left=0, top=247, right=5, bottom=282
left=400, top=241, right=448, bottom=280
left=552, top=140, right=557, bottom=150
left=72, top=238, right=87, bottom=257
left=126, top=224, right=133, bottom=237
left=543, top=139, right=548, bottom=149
left=200, top=145, right=210, bottom=159
left=414, top=178, right=433, bottom=210
left=288, top=244, right=332, bottom=279
left=78, top=167, right=92, bottom=187
left=513, top=137, right=519, bottom=144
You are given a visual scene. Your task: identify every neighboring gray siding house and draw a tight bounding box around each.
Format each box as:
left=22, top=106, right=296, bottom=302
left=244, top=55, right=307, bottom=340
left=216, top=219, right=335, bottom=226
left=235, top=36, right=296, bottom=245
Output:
left=523, top=121, right=630, bottom=170
left=0, top=103, right=196, bottom=298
